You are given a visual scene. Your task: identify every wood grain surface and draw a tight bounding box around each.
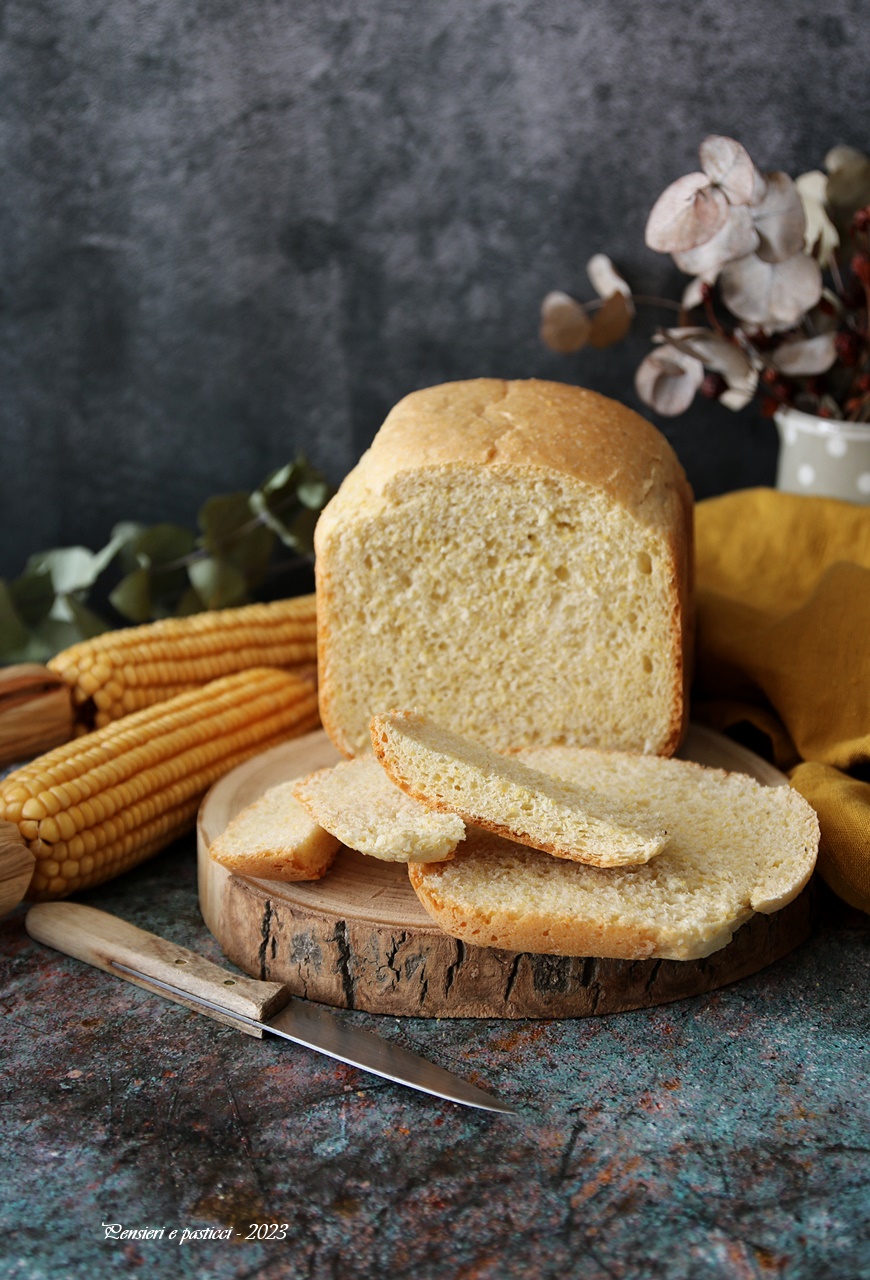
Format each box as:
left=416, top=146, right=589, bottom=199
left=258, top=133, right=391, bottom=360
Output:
left=0, top=820, right=35, bottom=920
left=197, top=728, right=814, bottom=1019
left=25, top=901, right=292, bottom=1036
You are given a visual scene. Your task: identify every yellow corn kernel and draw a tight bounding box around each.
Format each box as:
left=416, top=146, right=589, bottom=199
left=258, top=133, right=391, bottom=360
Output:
left=46, top=597, right=317, bottom=734
left=0, top=667, right=320, bottom=900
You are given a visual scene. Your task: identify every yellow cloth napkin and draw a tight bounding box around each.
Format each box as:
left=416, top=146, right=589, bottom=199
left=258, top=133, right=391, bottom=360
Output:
left=694, top=487, right=870, bottom=912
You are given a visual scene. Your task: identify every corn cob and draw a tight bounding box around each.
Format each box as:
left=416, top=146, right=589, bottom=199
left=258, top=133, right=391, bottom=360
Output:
left=0, top=667, right=320, bottom=901
left=47, top=595, right=317, bottom=734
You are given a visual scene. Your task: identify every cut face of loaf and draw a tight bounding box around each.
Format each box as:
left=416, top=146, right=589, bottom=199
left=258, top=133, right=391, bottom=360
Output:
left=209, top=779, right=340, bottom=882
left=371, top=710, right=669, bottom=867
left=315, top=379, right=693, bottom=758
left=293, top=756, right=464, bottom=863
left=408, top=746, right=820, bottom=961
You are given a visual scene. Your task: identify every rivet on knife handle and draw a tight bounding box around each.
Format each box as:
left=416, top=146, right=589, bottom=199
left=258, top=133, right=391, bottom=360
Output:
left=24, top=902, right=291, bottom=1038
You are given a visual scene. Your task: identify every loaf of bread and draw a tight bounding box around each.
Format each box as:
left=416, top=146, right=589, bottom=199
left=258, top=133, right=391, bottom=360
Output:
left=209, top=779, right=340, bottom=881
left=293, top=756, right=464, bottom=863
left=315, top=379, right=693, bottom=758
left=408, top=747, right=819, bottom=960
left=371, top=710, right=669, bottom=867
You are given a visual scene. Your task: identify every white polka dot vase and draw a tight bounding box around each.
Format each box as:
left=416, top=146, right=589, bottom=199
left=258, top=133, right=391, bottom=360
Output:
left=774, top=406, right=870, bottom=505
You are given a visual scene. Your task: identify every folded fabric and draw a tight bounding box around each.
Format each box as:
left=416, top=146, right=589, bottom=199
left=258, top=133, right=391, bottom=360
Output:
left=694, top=487, right=870, bottom=913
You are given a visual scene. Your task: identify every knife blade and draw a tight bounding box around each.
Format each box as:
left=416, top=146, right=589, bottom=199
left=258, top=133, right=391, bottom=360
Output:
left=25, top=902, right=515, bottom=1115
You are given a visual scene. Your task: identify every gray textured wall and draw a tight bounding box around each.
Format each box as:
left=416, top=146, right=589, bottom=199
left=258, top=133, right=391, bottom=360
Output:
left=1, top=0, right=867, bottom=574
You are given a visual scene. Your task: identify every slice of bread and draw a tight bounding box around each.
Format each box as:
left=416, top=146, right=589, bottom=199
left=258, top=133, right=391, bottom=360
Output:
left=315, top=379, right=693, bottom=759
left=408, top=746, right=820, bottom=960
left=292, top=756, right=465, bottom=863
left=209, top=779, right=340, bottom=881
left=370, top=710, right=670, bottom=867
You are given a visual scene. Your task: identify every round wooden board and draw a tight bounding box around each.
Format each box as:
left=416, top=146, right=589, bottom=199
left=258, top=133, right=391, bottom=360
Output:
left=197, top=726, right=814, bottom=1019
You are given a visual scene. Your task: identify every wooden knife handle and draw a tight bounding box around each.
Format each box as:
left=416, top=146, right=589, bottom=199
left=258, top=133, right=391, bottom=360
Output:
left=25, top=901, right=291, bottom=1038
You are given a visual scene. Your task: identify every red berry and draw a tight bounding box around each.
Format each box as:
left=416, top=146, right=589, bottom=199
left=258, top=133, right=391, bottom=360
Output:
left=851, top=251, right=870, bottom=286
left=852, top=206, right=870, bottom=233
left=817, top=405, right=835, bottom=418
left=856, top=374, right=870, bottom=393
left=835, top=331, right=862, bottom=366
left=760, top=397, right=780, bottom=418
left=701, top=372, right=728, bottom=399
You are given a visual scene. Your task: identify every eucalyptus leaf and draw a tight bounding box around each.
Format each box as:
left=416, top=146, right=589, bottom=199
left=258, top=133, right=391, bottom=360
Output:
left=133, top=523, right=196, bottom=567
left=249, top=488, right=295, bottom=544
left=260, top=462, right=302, bottom=495
left=539, top=292, right=591, bottom=353
left=699, top=135, right=766, bottom=206
left=227, top=523, right=275, bottom=584
left=94, top=525, right=142, bottom=578
left=0, top=579, right=31, bottom=660
left=174, top=586, right=206, bottom=617
left=825, top=145, right=870, bottom=174
left=635, top=344, right=705, bottom=416
left=112, top=521, right=149, bottom=574
left=198, top=493, right=254, bottom=553
left=586, top=255, right=634, bottom=311
left=109, top=568, right=154, bottom=623
left=751, top=172, right=806, bottom=264
left=681, top=277, right=707, bottom=309
left=127, top=523, right=198, bottom=610
left=64, top=595, right=110, bottom=639
left=771, top=333, right=838, bottom=376
left=289, top=505, right=321, bottom=555
left=188, top=557, right=248, bottom=610
left=587, top=292, right=633, bottom=349
left=672, top=206, right=759, bottom=280
left=25, top=546, right=107, bottom=596
left=661, top=327, right=755, bottom=392
left=9, top=566, right=55, bottom=627
left=0, top=457, right=329, bottom=647
left=26, top=529, right=133, bottom=599
left=825, top=146, right=870, bottom=246
left=795, top=170, right=840, bottom=266
left=645, top=173, right=730, bottom=254
left=719, top=370, right=759, bottom=412
left=29, top=617, right=93, bottom=658
left=298, top=477, right=331, bottom=509
left=720, top=252, right=822, bottom=329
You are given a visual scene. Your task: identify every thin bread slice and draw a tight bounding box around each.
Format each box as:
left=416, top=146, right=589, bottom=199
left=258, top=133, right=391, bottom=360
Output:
left=209, top=779, right=340, bottom=882
left=370, top=710, right=669, bottom=867
left=408, top=746, right=820, bottom=961
left=292, top=756, right=464, bottom=863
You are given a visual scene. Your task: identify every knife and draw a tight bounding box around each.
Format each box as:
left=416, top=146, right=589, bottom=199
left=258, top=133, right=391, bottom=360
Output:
left=24, top=902, right=515, bottom=1115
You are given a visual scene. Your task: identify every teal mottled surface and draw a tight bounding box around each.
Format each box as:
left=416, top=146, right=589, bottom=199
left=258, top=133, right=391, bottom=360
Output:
left=1, top=841, right=869, bottom=1280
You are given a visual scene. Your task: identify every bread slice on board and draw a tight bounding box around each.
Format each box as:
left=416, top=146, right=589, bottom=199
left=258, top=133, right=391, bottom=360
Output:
left=370, top=711, right=670, bottom=868
left=314, top=379, right=693, bottom=759
left=407, top=746, right=820, bottom=961
left=209, top=779, right=340, bottom=882
left=293, top=755, right=464, bottom=863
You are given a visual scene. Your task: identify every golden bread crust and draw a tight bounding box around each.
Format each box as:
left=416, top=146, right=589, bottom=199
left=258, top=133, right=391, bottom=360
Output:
left=315, top=378, right=694, bottom=758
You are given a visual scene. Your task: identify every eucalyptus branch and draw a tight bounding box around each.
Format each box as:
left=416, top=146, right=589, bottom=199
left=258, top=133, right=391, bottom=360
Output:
left=542, top=135, right=870, bottom=423
left=0, top=455, right=331, bottom=664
